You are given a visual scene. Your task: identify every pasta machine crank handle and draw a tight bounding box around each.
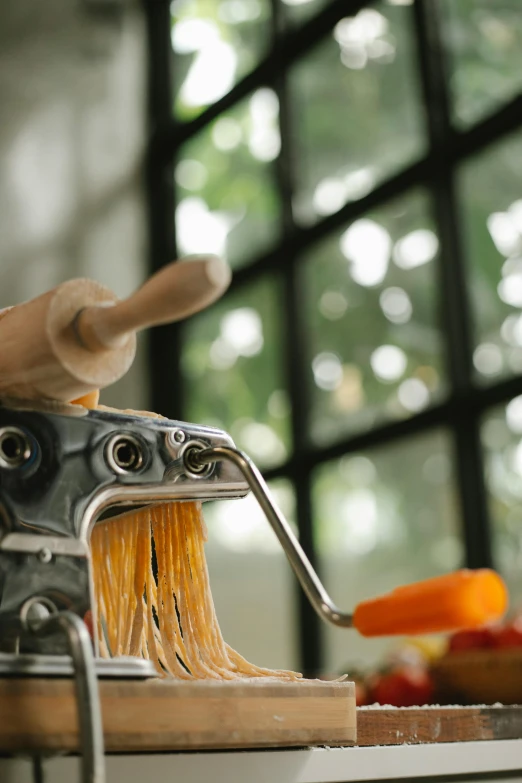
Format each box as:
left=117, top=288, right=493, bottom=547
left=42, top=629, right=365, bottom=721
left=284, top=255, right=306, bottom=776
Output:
left=21, top=598, right=105, bottom=783
left=185, top=445, right=508, bottom=636
left=185, top=444, right=354, bottom=628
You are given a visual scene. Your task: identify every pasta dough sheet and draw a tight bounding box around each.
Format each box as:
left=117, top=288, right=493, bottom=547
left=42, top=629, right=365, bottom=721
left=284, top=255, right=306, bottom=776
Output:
left=90, top=501, right=302, bottom=681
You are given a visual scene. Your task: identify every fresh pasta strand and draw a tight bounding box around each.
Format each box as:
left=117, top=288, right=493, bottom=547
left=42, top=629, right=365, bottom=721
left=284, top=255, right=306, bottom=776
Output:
left=90, top=501, right=302, bottom=681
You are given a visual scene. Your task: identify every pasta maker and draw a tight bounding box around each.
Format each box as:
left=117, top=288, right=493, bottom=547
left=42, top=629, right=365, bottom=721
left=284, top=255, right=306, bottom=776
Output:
left=0, top=396, right=508, bottom=783
left=0, top=397, right=252, bottom=782
left=0, top=396, right=354, bottom=782
left=0, top=398, right=361, bottom=668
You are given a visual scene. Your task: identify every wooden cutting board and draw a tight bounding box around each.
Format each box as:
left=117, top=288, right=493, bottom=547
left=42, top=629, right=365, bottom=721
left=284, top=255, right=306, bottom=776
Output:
left=357, top=705, right=522, bottom=745
left=0, top=678, right=356, bottom=752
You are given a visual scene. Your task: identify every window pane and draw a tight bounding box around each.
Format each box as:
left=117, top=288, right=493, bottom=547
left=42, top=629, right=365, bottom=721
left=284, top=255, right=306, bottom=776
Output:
left=482, top=401, right=522, bottom=606
left=313, top=430, right=461, bottom=673
left=181, top=276, right=291, bottom=469
left=443, top=0, right=522, bottom=129
left=203, top=479, right=298, bottom=670
left=300, top=190, right=445, bottom=447
left=288, top=3, right=424, bottom=226
left=459, top=130, right=522, bottom=384
left=175, top=90, right=282, bottom=270
left=283, top=0, right=415, bottom=28
left=282, top=0, right=330, bottom=27
left=171, top=0, right=272, bottom=120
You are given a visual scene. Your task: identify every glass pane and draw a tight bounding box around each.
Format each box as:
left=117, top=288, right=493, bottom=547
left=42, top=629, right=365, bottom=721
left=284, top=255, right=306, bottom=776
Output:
left=181, top=276, right=291, bottom=469
left=175, top=90, right=282, bottom=270
left=482, top=400, right=522, bottom=607
left=300, top=189, right=445, bottom=446
left=313, top=429, right=461, bottom=674
left=282, top=0, right=330, bottom=27
left=203, top=479, right=298, bottom=670
left=459, top=130, right=522, bottom=384
left=171, top=0, right=272, bottom=120
left=283, top=0, right=414, bottom=28
left=443, top=0, right=522, bottom=129
left=288, top=3, right=424, bottom=226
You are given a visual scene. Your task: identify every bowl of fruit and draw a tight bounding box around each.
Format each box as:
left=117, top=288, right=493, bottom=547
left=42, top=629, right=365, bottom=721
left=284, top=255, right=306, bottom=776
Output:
left=431, top=615, right=522, bottom=705
left=343, top=616, right=522, bottom=708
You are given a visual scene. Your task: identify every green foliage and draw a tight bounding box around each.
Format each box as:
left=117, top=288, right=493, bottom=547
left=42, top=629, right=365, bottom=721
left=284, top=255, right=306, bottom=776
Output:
left=301, top=189, right=444, bottom=445
left=181, top=275, right=291, bottom=468
left=175, top=95, right=282, bottom=269
left=172, top=0, right=272, bottom=120
left=288, top=3, right=425, bottom=224
left=443, top=0, right=522, bottom=127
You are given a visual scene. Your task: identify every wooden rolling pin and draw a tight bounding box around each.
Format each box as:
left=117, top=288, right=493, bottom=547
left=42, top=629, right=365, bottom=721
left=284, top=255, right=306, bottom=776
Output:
left=0, top=256, right=231, bottom=402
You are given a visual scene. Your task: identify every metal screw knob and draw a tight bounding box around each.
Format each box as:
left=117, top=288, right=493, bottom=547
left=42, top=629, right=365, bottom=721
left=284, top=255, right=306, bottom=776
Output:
left=38, top=547, right=53, bottom=564
left=20, top=596, right=57, bottom=633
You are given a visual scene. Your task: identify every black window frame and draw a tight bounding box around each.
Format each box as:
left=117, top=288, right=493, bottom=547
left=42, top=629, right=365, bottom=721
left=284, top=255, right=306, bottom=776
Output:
left=144, top=0, right=522, bottom=675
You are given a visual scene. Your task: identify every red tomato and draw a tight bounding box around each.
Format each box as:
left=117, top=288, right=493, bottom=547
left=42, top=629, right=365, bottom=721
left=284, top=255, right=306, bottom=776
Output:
left=448, top=629, right=495, bottom=653
left=355, top=680, right=368, bottom=707
left=370, top=667, right=434, bottom=708
left=492, top=620, right=522, bottom=648
left=83, top=610, right=94, bottom=639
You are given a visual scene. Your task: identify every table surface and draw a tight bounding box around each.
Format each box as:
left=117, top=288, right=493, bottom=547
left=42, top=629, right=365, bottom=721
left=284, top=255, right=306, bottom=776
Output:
left=2, top=739, right=522, bottom=783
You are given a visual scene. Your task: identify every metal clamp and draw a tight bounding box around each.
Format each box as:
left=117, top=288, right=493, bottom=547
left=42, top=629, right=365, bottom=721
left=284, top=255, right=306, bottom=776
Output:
left=21, top=598, right=105, bottom=783
left=0, top=534, right=89, bottom=558
left=184, top=445, right=354, bottom=629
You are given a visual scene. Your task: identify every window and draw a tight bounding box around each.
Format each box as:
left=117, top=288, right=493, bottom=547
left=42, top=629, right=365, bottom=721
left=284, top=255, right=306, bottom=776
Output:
left=145, top=0, right=522, bottom=676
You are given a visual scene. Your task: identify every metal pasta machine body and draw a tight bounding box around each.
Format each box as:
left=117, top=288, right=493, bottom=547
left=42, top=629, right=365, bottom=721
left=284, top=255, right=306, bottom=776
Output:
left=0, top=398, right=254, bottom=673
left=0, top=394, right=368, bottom=680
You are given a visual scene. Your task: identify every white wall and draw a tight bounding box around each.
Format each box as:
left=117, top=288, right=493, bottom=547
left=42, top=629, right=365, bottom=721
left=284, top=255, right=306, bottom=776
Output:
left=0, top=0, right=149, bottom=409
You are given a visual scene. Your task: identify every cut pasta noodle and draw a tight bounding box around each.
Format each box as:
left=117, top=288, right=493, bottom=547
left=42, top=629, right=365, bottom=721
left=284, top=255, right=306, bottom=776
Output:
left=90, top=500, right=302, bottom=681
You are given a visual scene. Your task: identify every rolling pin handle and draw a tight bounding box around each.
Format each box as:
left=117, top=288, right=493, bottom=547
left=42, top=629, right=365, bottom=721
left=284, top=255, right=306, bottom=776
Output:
left=0, top=256, right=231, bottom=401
left=75, top=256, right=231, bottom=353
